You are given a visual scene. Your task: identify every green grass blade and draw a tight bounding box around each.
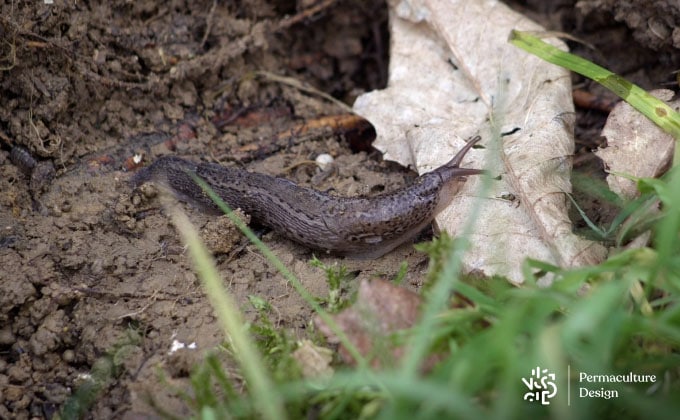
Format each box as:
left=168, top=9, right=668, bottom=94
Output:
left=167, top=203, right=286, bottom=420
left=509, top=31, right=680, bottom=147
left=399, top=132, right=497, bottom=377
left=564, top=191, right=607, bottom=238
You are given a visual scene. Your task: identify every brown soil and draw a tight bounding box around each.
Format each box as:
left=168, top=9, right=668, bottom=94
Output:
left=0, top=1, right=678, bottom=418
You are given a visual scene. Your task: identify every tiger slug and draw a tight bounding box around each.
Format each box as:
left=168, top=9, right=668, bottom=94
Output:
left=132, top=136, right=483, bottom=258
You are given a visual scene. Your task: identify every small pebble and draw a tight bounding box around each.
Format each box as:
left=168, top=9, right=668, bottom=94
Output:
left=0, top=328, right=15, bottom=346
left=315, top=153, right=334, bottom=171
left=62, top=349, right=75, bottom=363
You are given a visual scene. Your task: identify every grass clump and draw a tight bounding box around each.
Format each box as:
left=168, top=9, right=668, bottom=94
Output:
left=160, top=162, right=680, bottom=419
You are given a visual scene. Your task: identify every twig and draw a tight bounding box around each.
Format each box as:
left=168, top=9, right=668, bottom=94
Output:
left=200, top=0, right=219, bottom=49
left=274, top=0, right=339, bottom=31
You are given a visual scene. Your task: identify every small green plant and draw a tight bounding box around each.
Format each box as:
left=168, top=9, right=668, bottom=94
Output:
left=187, top=353, right=240, bottom=417
left=247, top=295, right=301, bottom=383
left=310, top=256, right=354, bottom=312
left=393, top=260, right=409, bottom=285
left=58, top=329, right=141, bottom=420
left=414, top=232, right=457, bottom=289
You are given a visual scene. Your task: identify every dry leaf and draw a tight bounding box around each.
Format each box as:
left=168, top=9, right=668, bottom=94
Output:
left=595, top=89, right=678, bottom=201
left=353, top=0, right=607, bottom=282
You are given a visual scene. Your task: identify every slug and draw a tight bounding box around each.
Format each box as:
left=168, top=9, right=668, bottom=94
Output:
left=132, top=136, right=483, bottom=258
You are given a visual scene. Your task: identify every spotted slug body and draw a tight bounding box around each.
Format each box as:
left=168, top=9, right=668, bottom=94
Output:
left=132, top=137, right=483, bottom=258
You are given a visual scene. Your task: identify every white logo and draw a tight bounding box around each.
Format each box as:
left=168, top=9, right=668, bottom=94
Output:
left=522, top=367, right=557, bottom=405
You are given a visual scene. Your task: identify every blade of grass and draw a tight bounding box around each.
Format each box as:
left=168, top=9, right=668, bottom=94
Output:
left=274, top=370, right=483, bottom=418
left=509, top=31, right=680, bottom=163
left=399, top=131, right=496, bottom=377
left=650, top=167, right=680, bottom=284
left=167, top=201, right=286, bottom=420
left=564, top=191, right=608, bottom=239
